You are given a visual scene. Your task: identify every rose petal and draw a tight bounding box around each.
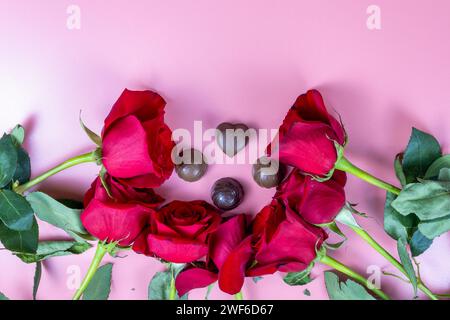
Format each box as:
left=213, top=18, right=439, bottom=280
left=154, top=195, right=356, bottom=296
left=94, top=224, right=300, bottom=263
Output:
left=147, top=234, right=208, bottom=263
left=209, top=215, right=247, bottom=269
left=132, top=230, right=150, bottom=255
left=102, top=115, right=155, bottom=178
left=254, top=206, right=325, bottom=272
left=295, top=90, right=331, bottom=123
left=295, top=90, right=346, bottom=144
left=278, top=122, right=338, bottom=176
left=81, top=199, right=151, bottom=246
left=218, top=236, right=253, bottom=295
left=300, top=177, right=346, bottom=224
left=175, top=268, right=218, bottom=296
left=331, top=169, right=347, bottom=187
left=247, top=261, right=306, bottom=277
left=104, top=89, right=166, bottom=130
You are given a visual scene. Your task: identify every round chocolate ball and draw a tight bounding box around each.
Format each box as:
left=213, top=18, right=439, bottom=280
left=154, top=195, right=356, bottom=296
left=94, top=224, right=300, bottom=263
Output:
left=211, top=177, right=244, bottom=211
left=175, top=148, right=208, bottom=182
left=252, top=157, right=285, bottom=188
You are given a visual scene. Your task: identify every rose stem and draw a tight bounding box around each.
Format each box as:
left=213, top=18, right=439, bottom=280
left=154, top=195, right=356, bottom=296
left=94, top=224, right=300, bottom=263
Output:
left=234, top=292, right=243, bottom=300
left=168, top=271, right=177, bottom=300
left=72, top=242, right=107, bottom=300
left=335, top=156, right=401, bottom=195
left=349, top=226, right=438, bottom=300
left=319, top=254, right=391, bottom=300
left=14, top=151, right=98, bottom=194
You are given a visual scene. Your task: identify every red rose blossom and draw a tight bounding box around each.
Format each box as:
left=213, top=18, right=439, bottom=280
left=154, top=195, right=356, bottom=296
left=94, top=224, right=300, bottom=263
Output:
left=101, top=89, right=175, bottom=188
left=269, top=89, right=346, bottom=177
left=247, top=200, right=327, bottom=277
left=274, top=168, right=347, bottom=224
left=81, top=174, right=164, bottom=246
left=133, top=200, right=222, bottom=263
left=175, top=215, right=253, bottom=296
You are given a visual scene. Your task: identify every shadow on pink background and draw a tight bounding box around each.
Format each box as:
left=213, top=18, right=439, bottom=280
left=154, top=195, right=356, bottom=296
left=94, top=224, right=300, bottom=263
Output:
left=1, top=0, right=449, bottom=299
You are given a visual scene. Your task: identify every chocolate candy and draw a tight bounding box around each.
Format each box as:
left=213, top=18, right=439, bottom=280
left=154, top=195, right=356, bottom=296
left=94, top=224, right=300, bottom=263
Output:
left=175, top=148, right=208, bottom=182
left=216, top=122, right=249, bottom=157
left=252, top=157, right=285, bottom=188
left=211, top=177, right=244, bottom=211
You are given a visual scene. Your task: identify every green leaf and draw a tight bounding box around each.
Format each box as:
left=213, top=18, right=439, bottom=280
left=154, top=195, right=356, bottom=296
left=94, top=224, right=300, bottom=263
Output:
left=148, top=264, right=188, bottom=300
left=384, top=192, right=418, bottom=241
left=438, top=168, right=450, bottom=181
left=418, top=215, right=450, bottom=239
left=324, top=272, right=375, bottom=300
left=424, top=155, right=450, bottom=180
left=0, top=292, right=9, bottom=300
left=391, top=180, right=450, bottom=220
left=10, top=125, right=25, bottom=146
left=283, top=262, right=314, bottom=286
left=33, top=262, right=42, bottom=300
left=0, top=134, right=18, bottom=188
left=26, top=192, right=88, bottom=242
left=0, top=218, right=38, bottom=254
left=148, top=271, right=172, bottom=300
left=16, top=240, right=91, bottom=263
left=82, top=263, right=113, bottom=300
left=80, top=115, right=102, bottom=147
left=321, top=221, right=347, bottom=250
left=394, top=154, right=407, bottom=186
left=402, top=128, right=442, bottom=184
left=397, top=238, right=418, bottom=295
left=13, top=147, right=31, bottom=185
left=335, top=204, right=361, bottom=229
left=0, top=189, right=34, bottom=231
left=410, top=230, right=433, bottom=257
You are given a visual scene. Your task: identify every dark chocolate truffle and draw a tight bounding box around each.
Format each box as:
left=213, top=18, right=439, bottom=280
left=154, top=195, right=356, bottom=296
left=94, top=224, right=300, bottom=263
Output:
left=252, top=157, right=285, bottom=188
left=175, top=148, right=208, bottom=182
left=211, top=177, right=244, bottom=211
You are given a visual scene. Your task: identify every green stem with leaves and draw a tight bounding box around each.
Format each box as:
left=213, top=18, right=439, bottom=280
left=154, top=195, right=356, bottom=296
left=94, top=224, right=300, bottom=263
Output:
left=14, top=150, right=98, bottom=194
left=335, top=157, right=401, bottom=195
left=72, top=242, right=108, bottom=300
left=320, top=254, right=390, bottom=300
left=349, top=226, right=438, bottom=300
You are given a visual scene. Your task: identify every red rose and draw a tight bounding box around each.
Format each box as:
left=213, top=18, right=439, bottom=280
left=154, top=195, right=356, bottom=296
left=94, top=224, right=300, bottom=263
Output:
left=133, top=200, right=222, bottom=263
left=247, top=200, right=327, bottom=277
left=269, top=89, right=346, bottom=177
left=274, top=168, right=347, bottom=224
left=81, top=174, right=164, bottom=246
left=101, top=89, right=175, bottom=188
left=175, top=215, right=253, bottom=296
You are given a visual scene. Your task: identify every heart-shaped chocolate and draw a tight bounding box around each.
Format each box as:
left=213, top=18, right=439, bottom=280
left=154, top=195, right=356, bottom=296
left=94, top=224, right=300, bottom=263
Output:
left=216, top=122, right=250, bottom=157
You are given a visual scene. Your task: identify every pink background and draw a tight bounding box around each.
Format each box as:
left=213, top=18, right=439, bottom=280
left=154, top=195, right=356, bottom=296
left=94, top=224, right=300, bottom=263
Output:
left=1, top=0, right=450, bottom=300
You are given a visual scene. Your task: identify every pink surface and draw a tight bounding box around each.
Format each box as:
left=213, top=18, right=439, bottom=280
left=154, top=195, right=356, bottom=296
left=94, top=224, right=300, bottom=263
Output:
left=1, top=0, right=450, bottom=300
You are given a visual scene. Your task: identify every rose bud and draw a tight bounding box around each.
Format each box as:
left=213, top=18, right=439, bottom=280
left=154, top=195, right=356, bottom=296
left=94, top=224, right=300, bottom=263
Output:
left=101, top=89, right=175, bottom=188
left=274, top=168, right=347, bottom=225
left=175, top=215, right=253, bottom=296
left=133, top=200, right=222, bottom=263
left=268, top=89, right=346, bottom=178
left=247, top=200, right=327, bottom=277
left=81, top=174, right=164, bottom=246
